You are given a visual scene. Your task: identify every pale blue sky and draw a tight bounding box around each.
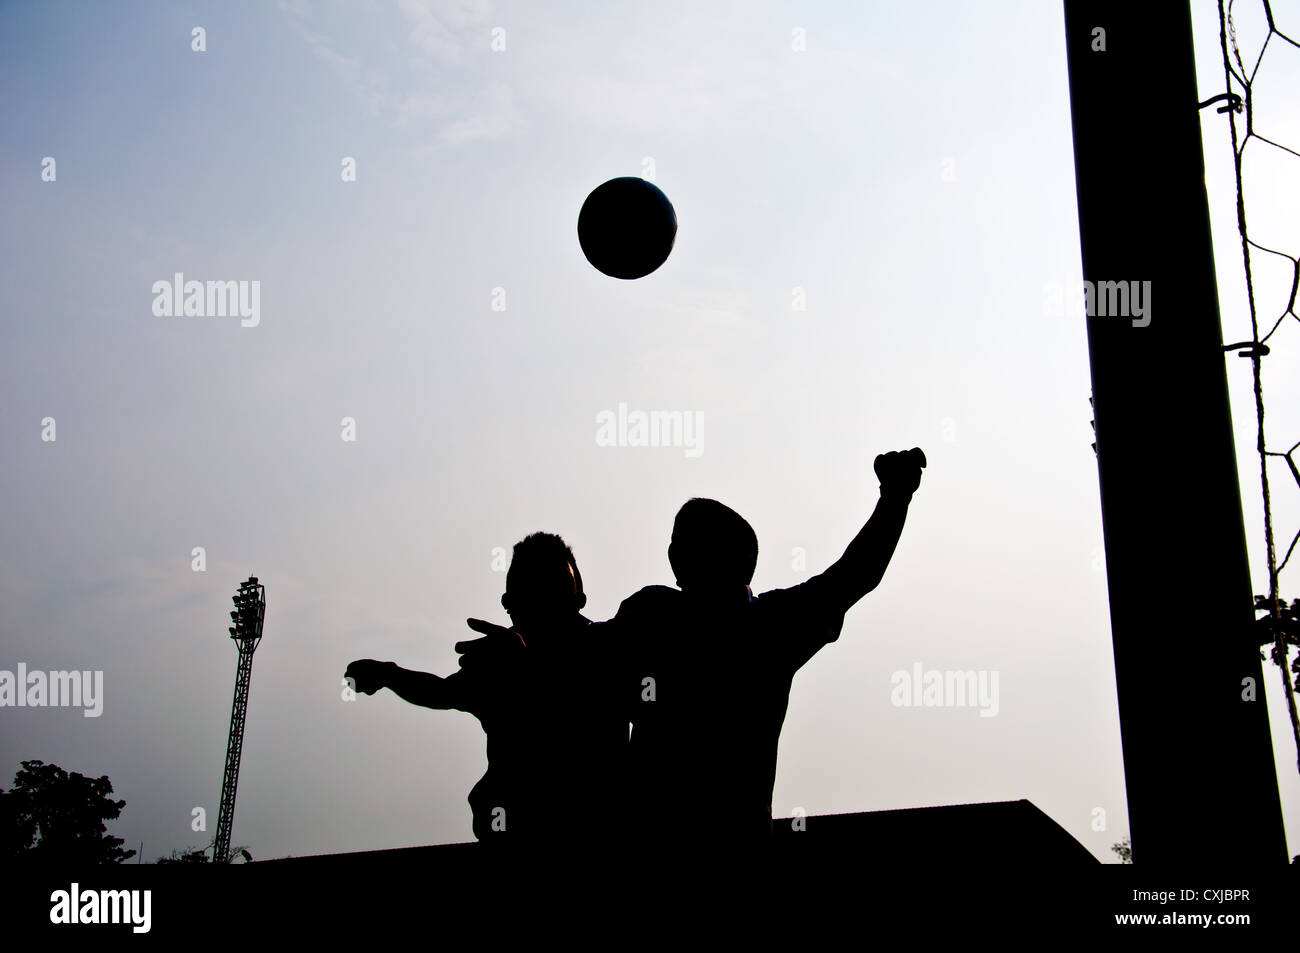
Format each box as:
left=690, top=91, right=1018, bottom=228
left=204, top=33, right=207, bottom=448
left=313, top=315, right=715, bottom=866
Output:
left=1, top=0, right=1296, bottom=864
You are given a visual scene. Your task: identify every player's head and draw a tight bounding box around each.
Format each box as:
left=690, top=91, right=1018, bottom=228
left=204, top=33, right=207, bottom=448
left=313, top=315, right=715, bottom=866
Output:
left=669, top=498, right=758, bottom=593
left=501, top=532, right=586, bottom=630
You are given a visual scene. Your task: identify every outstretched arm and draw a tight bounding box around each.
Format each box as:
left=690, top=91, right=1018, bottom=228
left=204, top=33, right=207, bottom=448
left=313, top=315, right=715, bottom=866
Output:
left=344, top=659, right=464, bottom=710
left=814, top=448, right=925, bottom=614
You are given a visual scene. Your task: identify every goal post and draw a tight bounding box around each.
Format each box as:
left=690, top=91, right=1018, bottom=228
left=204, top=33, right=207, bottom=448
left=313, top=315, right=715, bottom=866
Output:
left=1062, top=0, right=1287, bottom=866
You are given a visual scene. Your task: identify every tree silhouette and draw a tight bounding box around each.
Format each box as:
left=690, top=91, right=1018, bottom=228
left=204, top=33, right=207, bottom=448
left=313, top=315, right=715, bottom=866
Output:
left=154, top=843, right=251, bottom=863
left=0, top=760, right=136, bottom=864
left=155, top=846, right=211, bottom=864
left=1110, top=836, right=1132, bottom=864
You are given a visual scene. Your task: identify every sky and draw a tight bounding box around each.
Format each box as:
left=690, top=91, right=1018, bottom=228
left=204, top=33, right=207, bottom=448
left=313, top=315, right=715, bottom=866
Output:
left=1, top=0, right=1297, bottom=865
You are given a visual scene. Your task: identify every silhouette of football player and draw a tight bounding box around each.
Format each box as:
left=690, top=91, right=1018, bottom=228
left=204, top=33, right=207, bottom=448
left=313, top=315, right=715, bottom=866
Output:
left=609, top=447, right=926, bottom=844
left=345, top=532, right=627, bottom=844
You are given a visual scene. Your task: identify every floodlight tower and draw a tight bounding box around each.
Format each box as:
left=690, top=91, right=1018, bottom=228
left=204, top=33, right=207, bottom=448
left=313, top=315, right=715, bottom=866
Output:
left=212, top=575, right=265, bottom=864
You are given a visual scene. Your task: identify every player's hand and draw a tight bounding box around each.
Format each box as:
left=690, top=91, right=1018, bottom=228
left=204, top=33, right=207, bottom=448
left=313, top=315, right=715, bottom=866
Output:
left=874, top=447, right=926, bottom=497
left=344, top=659, right=391, bottom=695
left=456, top=619, right=527, bottom=673
left=457, top=619, right=527, bottom=654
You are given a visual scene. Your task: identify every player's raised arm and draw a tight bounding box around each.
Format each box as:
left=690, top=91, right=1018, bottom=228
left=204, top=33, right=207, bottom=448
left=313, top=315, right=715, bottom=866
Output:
left=813, top=448, right=925, bottom=614
left=344, top=658, right=465, bottom=710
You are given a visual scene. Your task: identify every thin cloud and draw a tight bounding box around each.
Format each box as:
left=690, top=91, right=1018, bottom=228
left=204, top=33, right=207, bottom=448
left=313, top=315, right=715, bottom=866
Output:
left=278, top=0, right=511, bottom=146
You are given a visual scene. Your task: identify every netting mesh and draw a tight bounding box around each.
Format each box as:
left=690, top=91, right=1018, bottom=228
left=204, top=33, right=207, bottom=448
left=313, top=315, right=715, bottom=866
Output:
left=1213, top=0, right=1300, bottom=772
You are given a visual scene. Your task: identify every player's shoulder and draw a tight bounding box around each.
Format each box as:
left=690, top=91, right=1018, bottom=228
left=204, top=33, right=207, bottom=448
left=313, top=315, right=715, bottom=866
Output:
left=569, top=614, right=612, bottom=649
left=752, top=576, right=836, bottom=615
left=752, top=582, right=802, bottom=606
left=753, top=578, right=847, bottom=657
left=615, top=584, right=680, bottom=618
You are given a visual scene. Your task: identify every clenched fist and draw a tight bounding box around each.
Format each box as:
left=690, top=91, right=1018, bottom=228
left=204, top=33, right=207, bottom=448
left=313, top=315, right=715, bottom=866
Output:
left=874, top=447, right=926, bottom=497
left=344, top=659, right=393, bottom=695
